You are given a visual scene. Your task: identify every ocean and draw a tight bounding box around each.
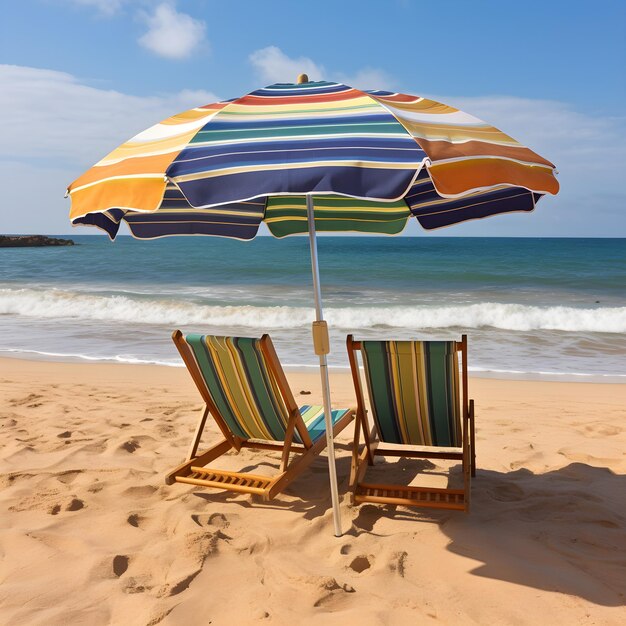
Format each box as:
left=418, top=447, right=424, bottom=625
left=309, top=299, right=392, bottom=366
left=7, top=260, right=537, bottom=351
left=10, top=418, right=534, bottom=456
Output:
left=1, top=236, right=624, bottom=381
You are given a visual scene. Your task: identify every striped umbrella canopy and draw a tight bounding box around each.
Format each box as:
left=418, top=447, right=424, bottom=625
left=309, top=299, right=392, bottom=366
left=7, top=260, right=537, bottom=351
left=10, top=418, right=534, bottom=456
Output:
left=67, top=77, right=558, bottom=536
left=67, top=80, right=558, bottom=239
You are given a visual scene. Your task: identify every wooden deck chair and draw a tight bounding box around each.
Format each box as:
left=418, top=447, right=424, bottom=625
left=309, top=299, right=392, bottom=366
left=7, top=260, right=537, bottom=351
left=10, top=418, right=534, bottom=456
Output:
left=166, top=331, right=355, bottom=500
left=346, top=334, right=476, bottom=512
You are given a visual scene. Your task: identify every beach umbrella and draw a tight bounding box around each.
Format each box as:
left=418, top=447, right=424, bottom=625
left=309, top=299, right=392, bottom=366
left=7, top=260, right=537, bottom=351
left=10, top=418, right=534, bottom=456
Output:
left=67, top=75, right=559, bottom=536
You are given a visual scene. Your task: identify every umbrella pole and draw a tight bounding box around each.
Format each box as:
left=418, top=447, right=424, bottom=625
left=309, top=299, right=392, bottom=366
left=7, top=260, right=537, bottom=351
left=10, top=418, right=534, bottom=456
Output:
left=306, top=194, right=343, bottom=537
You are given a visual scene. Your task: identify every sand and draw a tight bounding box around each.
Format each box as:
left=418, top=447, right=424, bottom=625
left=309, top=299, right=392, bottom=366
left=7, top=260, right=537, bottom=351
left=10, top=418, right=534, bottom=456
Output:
left=1, top=356, right=625, bottom=625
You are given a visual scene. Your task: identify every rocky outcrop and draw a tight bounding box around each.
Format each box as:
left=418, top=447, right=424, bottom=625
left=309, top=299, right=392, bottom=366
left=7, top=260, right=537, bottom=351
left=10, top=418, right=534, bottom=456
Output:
left=0, top=235, right=75, bottom=247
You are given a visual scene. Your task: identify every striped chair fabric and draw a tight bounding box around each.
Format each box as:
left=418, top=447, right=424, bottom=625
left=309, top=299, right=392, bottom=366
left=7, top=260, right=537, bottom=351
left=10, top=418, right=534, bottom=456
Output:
left=361, top=340, right=462, bottom=447
left=185, top=334, right=348, bottom=443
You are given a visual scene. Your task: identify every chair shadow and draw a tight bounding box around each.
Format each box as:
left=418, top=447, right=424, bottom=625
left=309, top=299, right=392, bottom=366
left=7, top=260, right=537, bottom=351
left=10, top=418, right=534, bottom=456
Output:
left=192, top=445, right=356, bottom=522
left=348, top=462, right=626, bottom=607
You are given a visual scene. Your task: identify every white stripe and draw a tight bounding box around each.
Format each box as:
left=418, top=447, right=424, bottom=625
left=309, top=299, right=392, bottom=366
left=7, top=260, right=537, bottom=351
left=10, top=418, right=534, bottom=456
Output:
left=130, top=111, right=221, bottom=143
left=382, top=103, right=488, bottom=127
left=188, top=132, right=414, bottom=150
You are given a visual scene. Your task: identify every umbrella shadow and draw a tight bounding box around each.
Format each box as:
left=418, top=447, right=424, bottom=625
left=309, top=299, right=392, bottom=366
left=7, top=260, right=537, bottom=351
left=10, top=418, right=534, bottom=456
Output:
left=348, top=462, right=626, bottom=606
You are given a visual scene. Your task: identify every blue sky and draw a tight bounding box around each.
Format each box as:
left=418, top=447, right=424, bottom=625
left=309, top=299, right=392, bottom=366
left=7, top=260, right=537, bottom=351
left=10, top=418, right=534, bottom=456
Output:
left=1, top=0, right=625, bottom=236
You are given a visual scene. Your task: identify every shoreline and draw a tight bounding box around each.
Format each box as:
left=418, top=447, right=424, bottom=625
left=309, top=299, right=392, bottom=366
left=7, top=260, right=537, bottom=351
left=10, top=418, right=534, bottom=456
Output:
left=1, top=351, right=624, bottom=384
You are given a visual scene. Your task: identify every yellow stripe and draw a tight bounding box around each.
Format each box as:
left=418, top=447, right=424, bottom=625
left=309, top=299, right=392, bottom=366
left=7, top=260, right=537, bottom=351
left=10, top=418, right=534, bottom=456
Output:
left=415, top=343, right=433, bottom=445
left=221, top=96, right=376, bottom=114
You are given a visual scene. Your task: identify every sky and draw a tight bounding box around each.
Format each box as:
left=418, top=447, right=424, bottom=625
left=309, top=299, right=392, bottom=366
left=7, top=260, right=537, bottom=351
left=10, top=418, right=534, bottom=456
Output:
left=1, top=0, right=625, bottom=237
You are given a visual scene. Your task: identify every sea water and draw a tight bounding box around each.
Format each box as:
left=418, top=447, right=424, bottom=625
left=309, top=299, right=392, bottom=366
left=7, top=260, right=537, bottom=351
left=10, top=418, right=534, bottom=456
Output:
left=1, top=236, right=624, bottom=381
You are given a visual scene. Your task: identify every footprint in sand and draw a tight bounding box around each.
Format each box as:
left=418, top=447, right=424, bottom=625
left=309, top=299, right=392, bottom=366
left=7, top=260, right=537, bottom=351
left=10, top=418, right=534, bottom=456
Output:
left=164, top=571, right=202, bottom=597
left=389, top=551, right=407, bottom=577
left=66, top=498, right=85, bottom=511
left=56, top=470, right=81, bottom=485
left=123, top=485, right=158, bottom=499
left=127, top=513, right=145, bottom=528
left=349, top=555, right=372, bottom=573
left=10, top=393, right=44, bottom=407
left=313, top=577, right=356, bottom=608
left=121, top=440, right=140, bottom=453
left=113, top=555, right=129, bottom=577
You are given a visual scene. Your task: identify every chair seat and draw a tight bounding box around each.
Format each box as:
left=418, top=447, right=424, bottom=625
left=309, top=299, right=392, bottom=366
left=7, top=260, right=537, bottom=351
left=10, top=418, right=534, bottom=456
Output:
left=298, top=405, right=352, bottom=443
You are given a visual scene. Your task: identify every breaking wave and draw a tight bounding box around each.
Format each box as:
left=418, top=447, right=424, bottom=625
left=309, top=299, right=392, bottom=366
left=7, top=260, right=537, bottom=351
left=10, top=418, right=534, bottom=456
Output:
left=1, top=288, right=625, bottom=333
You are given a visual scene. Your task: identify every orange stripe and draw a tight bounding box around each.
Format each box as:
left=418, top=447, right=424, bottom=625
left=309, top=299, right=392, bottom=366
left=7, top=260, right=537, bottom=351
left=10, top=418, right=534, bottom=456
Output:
left=374, top=93, right=421, bottom=104
left=69, top=178, right=166, bottom=220
left=378, top=97, right=458, bottom=114
left=68, top=153, right=175, bottom=190
left=160, top=108, right=221, bottom=125
left=417, top=138, right=555, bottom=168
left=428, top=159, right=560, bottom=196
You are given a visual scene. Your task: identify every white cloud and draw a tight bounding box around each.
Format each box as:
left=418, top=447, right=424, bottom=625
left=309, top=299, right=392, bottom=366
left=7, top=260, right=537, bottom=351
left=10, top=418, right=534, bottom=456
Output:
left=249, top=46, right=324, bottom=85
left=138, top=3, right=207, bottom=60
left=0, top=64, right=220, bottom=234
left=249, top=45, right=395, bottom=91
left=0, top=65, right=219, bottom=165
left=334, top=68, right=396, bottom=91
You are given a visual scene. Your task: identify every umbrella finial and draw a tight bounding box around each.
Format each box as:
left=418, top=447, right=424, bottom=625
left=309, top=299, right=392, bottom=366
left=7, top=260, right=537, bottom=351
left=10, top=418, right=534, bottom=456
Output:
left=297, top=73, right=309, bottom=84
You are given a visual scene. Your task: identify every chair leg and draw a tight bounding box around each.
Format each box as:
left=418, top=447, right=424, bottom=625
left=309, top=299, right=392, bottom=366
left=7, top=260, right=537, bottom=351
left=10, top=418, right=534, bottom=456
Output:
left=349, top=411, right=362, bottom=491
left=187, top=405, right=210, bottom=461
left=469, top=399, right=476, bottom=478
left=268, top=409, right=355, bottom=499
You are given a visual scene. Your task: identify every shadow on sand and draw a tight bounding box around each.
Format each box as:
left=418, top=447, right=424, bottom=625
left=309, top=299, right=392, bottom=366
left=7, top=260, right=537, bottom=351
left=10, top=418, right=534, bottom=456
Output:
left=189, top=440, right=625, bottom=606
left=349, top=462, right=626, bottom=607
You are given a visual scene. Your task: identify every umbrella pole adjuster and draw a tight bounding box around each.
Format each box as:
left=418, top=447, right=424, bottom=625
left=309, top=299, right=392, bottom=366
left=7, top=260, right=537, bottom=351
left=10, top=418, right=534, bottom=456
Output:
left=312, top=320, right=330, bottom=356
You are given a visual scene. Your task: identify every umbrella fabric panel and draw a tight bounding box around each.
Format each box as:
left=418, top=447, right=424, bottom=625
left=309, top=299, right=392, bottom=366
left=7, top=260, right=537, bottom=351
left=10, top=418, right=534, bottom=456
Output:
left=367, top=90, right=559, bottom=197
left=72, top=209, right=126, bottom=240
left=360, top=340, right=461, bottom=447
left=406, top=169, right=542, bottom=229
left=166, top=82, right=428, bottom=208
left=123, top=185, right=265, bottom=240
left=264, top=195, right=410, bottom=237
left=68, top=101, right=231, bottom=220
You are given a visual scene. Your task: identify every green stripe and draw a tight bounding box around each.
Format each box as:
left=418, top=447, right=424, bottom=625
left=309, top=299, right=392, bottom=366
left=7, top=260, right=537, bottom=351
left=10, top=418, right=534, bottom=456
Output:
left=425, top=342, right=453, bottom=446
left=186, top=334, right=249, bottom=439
left=192, top=122, right=401, bottom=143
left=234, top=338, right=287, bottom=439
left=362, top=342, right=401, bottom=442
left=361, top=340, right=461, bottom=447
left=265, top=196, right=409, bottom=237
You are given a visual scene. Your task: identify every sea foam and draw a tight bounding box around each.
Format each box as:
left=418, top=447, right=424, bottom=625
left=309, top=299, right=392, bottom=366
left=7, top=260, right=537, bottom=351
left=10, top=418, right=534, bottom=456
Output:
left=1, top=288, right=625, bottom=333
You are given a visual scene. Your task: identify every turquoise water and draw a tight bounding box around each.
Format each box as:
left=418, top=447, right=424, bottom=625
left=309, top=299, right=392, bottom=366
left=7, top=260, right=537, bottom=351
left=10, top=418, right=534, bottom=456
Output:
left=1, top=236, right=624, bottom=379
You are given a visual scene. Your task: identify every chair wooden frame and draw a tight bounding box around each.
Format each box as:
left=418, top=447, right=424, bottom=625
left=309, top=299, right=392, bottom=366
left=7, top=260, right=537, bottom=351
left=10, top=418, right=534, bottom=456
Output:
left=346, top=334, right=476, bottom=512
left=166, top=330, right=355, bottom=501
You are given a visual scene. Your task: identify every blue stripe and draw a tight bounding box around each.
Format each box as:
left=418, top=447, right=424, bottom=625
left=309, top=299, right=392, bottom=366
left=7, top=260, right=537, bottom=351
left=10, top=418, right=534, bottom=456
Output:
left=253, top=83, right=348, bottom=95
left=169, top=147, right=427, bottom=177
left=175, top=166, right=419, bottom=208
left=175, top=135, right=421, bottom=159
left=125, top=219, right=261, bottom=240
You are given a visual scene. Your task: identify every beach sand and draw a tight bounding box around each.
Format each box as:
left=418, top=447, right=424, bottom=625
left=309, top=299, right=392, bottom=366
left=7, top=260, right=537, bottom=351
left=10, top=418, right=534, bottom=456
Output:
left=1, top=356, right=624, bottom=625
